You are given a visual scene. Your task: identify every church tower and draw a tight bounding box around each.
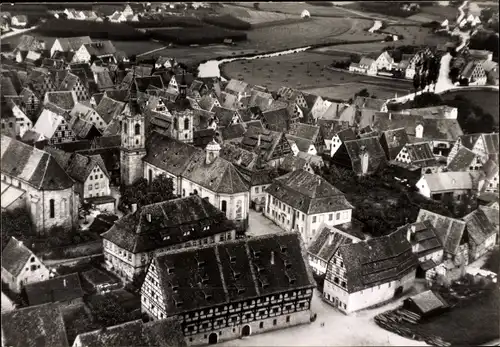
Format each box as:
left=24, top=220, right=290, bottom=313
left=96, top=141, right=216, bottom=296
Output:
left=170, top=69, right=194, bottom=143
left=120, top=66, right=146, bottom=186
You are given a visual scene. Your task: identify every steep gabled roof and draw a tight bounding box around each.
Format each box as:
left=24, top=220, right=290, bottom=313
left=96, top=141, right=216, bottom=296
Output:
left=447, top=146, right=477, bottom=171
left=343, top=137, right=387, bottom=175
left=462, top=208, right=497, bottom=246
left=416, top=209, right=466, bottom=255
left=25, top=273, right=84, bottom=306
left=381, top=128, right=409, bottom=160
left=2, top=237, right=37, bottom=277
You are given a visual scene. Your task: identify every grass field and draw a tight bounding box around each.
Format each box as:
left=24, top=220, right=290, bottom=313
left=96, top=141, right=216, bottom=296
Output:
left=232, top=2, right=357, bottom=18
left=217, top=4, right=300, bottom=25
left=441, top=89, right=500, bottom=124
left=221, top=51, right=412, bottom=99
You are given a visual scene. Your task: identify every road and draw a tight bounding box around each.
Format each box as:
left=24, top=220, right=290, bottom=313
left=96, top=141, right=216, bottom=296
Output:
left=219, top=285, right=428, bottom=347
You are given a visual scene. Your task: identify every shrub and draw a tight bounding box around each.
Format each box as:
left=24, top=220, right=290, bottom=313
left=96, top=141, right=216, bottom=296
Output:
left=202, top=14, right=251, bottom=31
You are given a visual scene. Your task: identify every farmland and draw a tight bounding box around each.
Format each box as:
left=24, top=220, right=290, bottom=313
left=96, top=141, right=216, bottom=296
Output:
left=220, top=51, right=412, bottom=100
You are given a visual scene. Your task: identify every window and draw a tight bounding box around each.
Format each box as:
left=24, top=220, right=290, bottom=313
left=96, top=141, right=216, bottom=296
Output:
left=184, top=118, right=189, bottom=130
left=286, top=316, right=290, bottom=323
left=221, top=200, right=227, bottom=213
left=31, top=257, right=35, bottom=263
left=235, top=200, right=242, bottom=220
left=173, top=117, right=178, bottom=130
left=302, top=214, right=305, bottom=221
left=273, top=319, right=277, bottom=326
left=123, top=122, right=128, bottom=133
left=95, top=183, right=99, bottom=189
left=312, top=216, right=316, bottom=223
left=329, top=213, right=333, bottom=221
left=259, top=322, right=264, bottom=329
left=336, top=212, right=341, bottom=220
left=49, top=199, right=55, bottom=218
left=255, top=187, right=260, bottom=193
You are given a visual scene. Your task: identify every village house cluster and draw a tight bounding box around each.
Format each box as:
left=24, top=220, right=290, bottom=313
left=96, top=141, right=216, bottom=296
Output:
left=1, top=7, right=499, bottom=345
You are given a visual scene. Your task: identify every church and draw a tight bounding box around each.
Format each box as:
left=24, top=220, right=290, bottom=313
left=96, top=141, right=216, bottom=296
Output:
left=119, top=71, right=250, bottom=228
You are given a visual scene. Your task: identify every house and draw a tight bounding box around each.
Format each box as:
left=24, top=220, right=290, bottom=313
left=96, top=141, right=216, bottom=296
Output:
left=261, top=107, right=292, bottom=132
left=307, top=222, right=365, bottom=276
left=1, top=303, right=69, bottom=347
left=70, top=102, right=108, bottom=132
left=50, top=36, right=92, bottom=57
left=141, top=232, right=315, bottom=345
left=1, top=135, right=78, bottom=234
left=11, top=15, right=28, bottom=27
left=395, top=220, right=445, bottom=275
left=155, top=56, right=177, bottom=69
left=95, top=95, right=126, bottom=129
left=1, top=291, right=17, bottom=313
left=44, top=147, right=111, bottom=201
left=332, top=136, right=387, bottom=176
left=349, top=57, right=377, bottom=76
left=462, top=208, right=497, bottom=261
left=288, top=123, right=324, bottom=154
left=142, top=133, right=250, bottom=225
left=1, top=98, right=33, bottom=138
left=73, top=41, right=117, bottom=64
left=446, top=145, right=484, bottom=172
left=24, top=273, right=84, bottom=307
left=480, top=158, right=499, bottom=193
left=13, top=34, right=46, bottom=55
left=416, top=209, right=468, bottom=263
left=375, top=51, right=396, bottom=71
left=58, top=72, right=90, bottom=102
left=1, top=17, right=10, bottom=32
left=72, top=317, right=186, bottom=347
left=403, top=290, right=448, bottom=318
left=353, top=96, right=388, bottom=113
left=101, top=195, right=237, bottom=283
left=459, top=60, right=487, bottom=86
left=224, top=79, right=252, bottom=100
left=109, top=11, right=127, bottom=23
left=379, top=128, right=410, bottom=161
left=405, top=48, right=433, bottom=79
left=44, top=91, right=78, bottom=112
left=280, top=152, right=324, bottom=175
left=393, top=142, right=437, bottom=168
left=1, top=237, right=51, bottom=293
left=32, top=107, right=77, bottom=144
left=416, top=171, right=481, bottom=203
left=264, top=169, right=354, bottom=245
left=403, top=106, right=458, bottom=120
left=323, top=230, right=418, bottom=314
left=448, top=133, right=499, bottom=165
left=286, top=135, right=318, bottom=156
left=240, top=126, right=293, bottom=167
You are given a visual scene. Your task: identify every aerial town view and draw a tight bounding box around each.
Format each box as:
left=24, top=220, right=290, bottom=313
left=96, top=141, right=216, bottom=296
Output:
left=0, top=1, right=499, bottom=346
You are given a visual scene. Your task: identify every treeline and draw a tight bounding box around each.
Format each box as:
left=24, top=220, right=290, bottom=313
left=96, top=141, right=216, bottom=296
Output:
left=355, top=2, right=419, bottom=18
left=201, top=15, right=251, bottom=30
left=36, top=19, right=149, bottom=40
left=129, top=14, right=251, bottom=31
left=469, top=30, right=499, bottom=61
left=148, top=27, right=247, bottom=45
left=305, top=1, right=334, bottom=6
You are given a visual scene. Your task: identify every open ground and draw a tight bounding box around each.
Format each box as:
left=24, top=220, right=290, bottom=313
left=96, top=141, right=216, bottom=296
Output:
left=220, top=51, right=412, bottom=100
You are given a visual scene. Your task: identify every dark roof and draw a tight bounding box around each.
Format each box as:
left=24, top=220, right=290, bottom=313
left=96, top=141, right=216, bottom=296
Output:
left=46, top=91, right=76, bottom=111
left=395, top=220, right=444, bottom=258
left=240, top=126, right=287, bottom=162
left=381, top=128, right=410, bottom=160
left=262, top=107, right=290, bottom=132
left=416, top=209, right=466, bottom=256
left=45, top=147, right=109, bottom=183
left=2, top=237, right=37, bottom=277
left=221, top=123, right=246, bottom=141
left=101, top=195, right=236, bottom=253
left=459, top=133, right=499, bottom=155
left=95, top=95, right=125, bottom=123
left=266, top=169, right=354, bottom=214
left=447, top=146, right=476, bottom=171
left=344, top=137, right=387, bottom=175
left=405, top=142, right=437, bottom=167
left=286, top=134, right=314, bottom=153
left=288, top=123, right=320, bottom=142
left=219, top=143, right=259, bottom=171
left=462, top=208, right=497, bottom=246
left=337, top=230, right=418, bottom=293
left=83, top=41, right=116, bottom=57
left=405, top=290, right=448, bottom=314
left=308, top=224, right=355, bottom=262
left=193, top=128, right=217, bottom=149
left=1, top=303, right=69, bottom=347
left=74, top=317, right=186, bottom=347
left=25, top=273, right=84, bottom=306
left=1, top=135, right=74, bottom=190
left=92, top=93, right=105, bottom=106
left=152, top=232, right=315, bottom=316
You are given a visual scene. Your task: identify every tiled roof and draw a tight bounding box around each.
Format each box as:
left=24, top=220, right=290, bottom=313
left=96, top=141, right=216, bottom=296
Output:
left=266, top=169, right=353, bottom=214
left=152, top=232, right=315, bottom=315
left=95, top=95, right=125, bottom=123
left=288, top=123, right=320, bottom=142
left=14, top=34, right=45, bottom=52
left=381, top=128, right=409, bottom=160
left=1, top=237, right=36, bottom=277
left=45, top=91, right=76, bottom=110
left=421, top=171, right=480, bottom=192
left=105, top=89, right=129, bottom=103
left=1, top=135, right=74, bottom=190
left=1, top=303, right=69, bottom=347
left=447, top=146, right=476, bottom=171
left=353, top=96, right=386, bottom=111
left=240, top=126, right=286, bottom=162
left=337, top=229, right=418, bottom=293
left=212, top=106, right=239, bottom=127
left=55, top=36, right=92, bottom=52
left=286, top=134, right=314, bottom=153
left=262, top=107, right=290, bottom=132
left=479, top=205, right=499, bottom=227
left=462, top=208, right=497, bottom=246
left=343, top=137, right=387, bottom=175
left=395, top=220, right=444, bottom=258
left=225, top=79, right=250, bottom=95
left=83, top=41, right=116, bottom=57
left=193, top=128, right=217, bottom=149
left=403, top=106, right=457, bottom=119
left=101, top=195, right=236, bottom=253
left=405, top=142, right=437, bottom=166
left=25, top=273, right=84, bottom=306
left=308, top=223, right=357, bottom=262
left=406, top=290, right=448, bottom=314
left=94, top=70, right=115, bottom=90
left=1, top=76, right=17, bottom=96
left=220, top=143, right=259, bottom=170
left=416, top=209, right=466, bottom=255
left=45, top=147, right=108, bottom=183
left=74, top=317, right=186, bottom=347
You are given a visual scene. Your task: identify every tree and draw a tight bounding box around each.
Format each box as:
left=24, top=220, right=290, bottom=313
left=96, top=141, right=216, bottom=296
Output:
left=119, top=174, right=176, bottom=211
left=253, top=3, right=260, bottom=10
left=355, top=88, right=370, bottom=98
left=91, top=296, right=131, bottom=327
left=413, top=73, right=420, bottom=93
left=1, top=208, right=34, bottom=249
left=420, top=71, right=428, bottom=91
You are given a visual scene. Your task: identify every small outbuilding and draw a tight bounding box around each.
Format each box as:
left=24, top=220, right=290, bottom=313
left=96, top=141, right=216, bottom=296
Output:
left=403, top=290, right=449, bottom=318
left=301, top=9, right=311, bottom=19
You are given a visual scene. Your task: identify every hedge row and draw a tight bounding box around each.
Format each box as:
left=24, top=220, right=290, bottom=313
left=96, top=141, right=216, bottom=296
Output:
left=305, top=1, right=334, bottom=6
left=128, top=16, right=205, bottom=28
left=148, top=27, right=247, bottom=45
left=201, top=14, right=251, bottom=30
left=35, top=19, right=149, bottom=41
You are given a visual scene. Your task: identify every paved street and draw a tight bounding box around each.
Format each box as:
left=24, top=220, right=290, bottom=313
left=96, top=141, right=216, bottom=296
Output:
left=220, top=285, right=428, bottom=347
left=246, top=209, right=285, bottom=237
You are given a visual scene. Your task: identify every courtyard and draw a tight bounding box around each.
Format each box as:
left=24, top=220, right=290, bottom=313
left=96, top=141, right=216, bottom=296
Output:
left=246, top=209, right=285, bottom=237
left=219, top=283, right=428, bottom=347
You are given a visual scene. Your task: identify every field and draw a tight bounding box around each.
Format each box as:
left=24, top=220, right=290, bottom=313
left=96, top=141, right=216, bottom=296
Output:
left=440, top=89, right=500, bottom=124
left=221, top=51, right=412, bottom=100
left=217, top=4, right=300, bottom=25
left=407, top=5, right=458, bottom=23
left=231, top=2, right=358, bottom=18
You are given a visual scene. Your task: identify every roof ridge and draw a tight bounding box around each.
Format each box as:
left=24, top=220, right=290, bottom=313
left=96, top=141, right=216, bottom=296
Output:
left=244, top=239, right=261, bottom=297
left=214, top=245, right=230, bottom=302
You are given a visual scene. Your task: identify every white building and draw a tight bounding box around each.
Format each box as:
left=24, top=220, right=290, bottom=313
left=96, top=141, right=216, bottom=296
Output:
left=264, top=169, right=354, bottom=246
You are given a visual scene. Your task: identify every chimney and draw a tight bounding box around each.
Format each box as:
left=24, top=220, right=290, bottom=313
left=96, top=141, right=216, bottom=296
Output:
left=415, top=124, right=424, bottom=139
left=257, top=134, right=261, bottom=147
left=336, top=103, right=339, bottom=118
left=360, top=146, right=370, bottom=175
left=270, top=251, right=275, bottom=265
left=146, top=213, right=151, bottom=222
left=131, top=203, right=138, bottom=213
